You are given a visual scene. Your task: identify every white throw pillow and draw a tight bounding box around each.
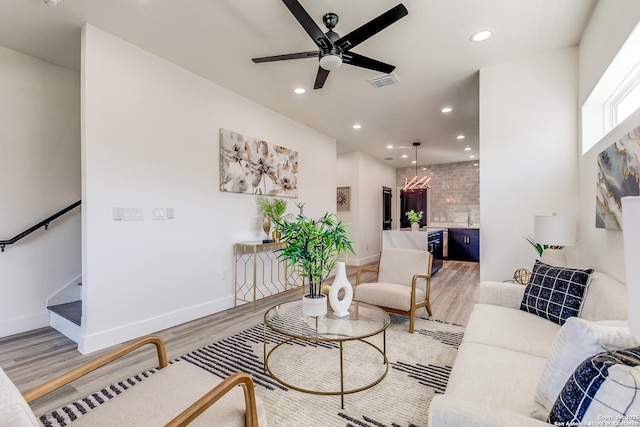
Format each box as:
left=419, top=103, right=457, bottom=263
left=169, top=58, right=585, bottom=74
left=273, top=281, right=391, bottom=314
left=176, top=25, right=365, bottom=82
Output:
left=530, top=317, right=639, bottom=420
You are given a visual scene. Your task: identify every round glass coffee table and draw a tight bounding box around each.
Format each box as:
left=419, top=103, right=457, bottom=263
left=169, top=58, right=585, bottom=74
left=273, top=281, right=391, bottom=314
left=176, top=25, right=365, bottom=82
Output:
left=263, top=300, right=390, bottom=409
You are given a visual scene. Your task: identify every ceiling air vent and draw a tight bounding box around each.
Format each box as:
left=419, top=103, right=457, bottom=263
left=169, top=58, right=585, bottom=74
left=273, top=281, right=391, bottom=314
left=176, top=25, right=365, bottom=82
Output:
left=368, top=72, right=399, bottom=88
left=384, top=157, right=393, bottom=161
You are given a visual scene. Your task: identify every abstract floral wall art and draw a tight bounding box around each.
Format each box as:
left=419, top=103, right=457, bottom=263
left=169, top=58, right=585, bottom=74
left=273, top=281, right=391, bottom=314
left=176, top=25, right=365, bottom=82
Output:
left=596, top=125, right=640, bottom=229
left=219, top=129, right=298, bottom=197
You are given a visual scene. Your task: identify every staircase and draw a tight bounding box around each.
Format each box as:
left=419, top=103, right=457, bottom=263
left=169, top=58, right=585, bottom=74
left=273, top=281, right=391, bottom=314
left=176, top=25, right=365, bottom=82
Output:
left=47, top=301, right=81, bottom=326
left=47, top=281, right=82, bottom=343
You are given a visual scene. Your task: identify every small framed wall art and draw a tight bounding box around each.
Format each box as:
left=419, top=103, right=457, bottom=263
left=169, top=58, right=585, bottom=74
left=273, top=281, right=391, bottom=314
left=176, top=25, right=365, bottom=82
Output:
left=337, top=186, right=350, bottom=212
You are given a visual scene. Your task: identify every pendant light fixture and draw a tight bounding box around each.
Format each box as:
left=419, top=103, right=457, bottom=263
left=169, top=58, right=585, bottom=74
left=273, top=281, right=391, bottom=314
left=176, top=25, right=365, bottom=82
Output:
left=403, top=142, right=431, bottom=191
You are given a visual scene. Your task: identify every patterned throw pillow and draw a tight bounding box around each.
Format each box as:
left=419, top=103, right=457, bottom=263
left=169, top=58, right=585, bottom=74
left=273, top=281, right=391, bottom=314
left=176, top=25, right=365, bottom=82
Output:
left=520, top=261, right=594, bottom=325
left=548, top=347, right=640, bottom=425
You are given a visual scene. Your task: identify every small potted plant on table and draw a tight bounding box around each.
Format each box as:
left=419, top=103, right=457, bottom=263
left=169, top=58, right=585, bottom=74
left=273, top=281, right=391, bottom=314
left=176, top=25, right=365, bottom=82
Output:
left=274, top=203, right=354, bottom=317
left=256, top=196, right=290, bottom=242
left=406, top=209, right=423, bottom=231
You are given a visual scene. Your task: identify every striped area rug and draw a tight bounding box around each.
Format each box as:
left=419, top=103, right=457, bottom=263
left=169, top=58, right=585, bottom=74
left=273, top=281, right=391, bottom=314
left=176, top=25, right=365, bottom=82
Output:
left=38, top=314, right=464, bottom=427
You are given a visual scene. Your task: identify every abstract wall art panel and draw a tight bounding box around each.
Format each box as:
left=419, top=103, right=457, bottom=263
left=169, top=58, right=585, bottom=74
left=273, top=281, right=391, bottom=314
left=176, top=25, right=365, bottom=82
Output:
left=219, top=129, right=298, bottom=197
left=596, top=125, right=640, bottom=229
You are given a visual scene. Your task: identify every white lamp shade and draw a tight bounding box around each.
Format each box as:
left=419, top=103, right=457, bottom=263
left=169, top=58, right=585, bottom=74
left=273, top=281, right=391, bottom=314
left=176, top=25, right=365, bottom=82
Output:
left=622, top=196, right=640, bottom=341
left=534, top=215, right=577, bottom=246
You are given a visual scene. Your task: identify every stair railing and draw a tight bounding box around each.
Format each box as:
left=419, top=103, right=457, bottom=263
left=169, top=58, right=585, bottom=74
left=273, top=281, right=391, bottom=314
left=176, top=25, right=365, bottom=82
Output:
left=1, top=200, right=81, bottom=252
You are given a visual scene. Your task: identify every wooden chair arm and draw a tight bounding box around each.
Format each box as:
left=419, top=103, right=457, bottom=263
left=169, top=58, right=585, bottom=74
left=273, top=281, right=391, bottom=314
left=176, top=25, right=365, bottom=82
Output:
left=22, top=335, right=168, bottom=403
left=356, top=265, right=379, bottom=285
left=166, top=372, right=259, bottom=427
left=411, top=273, right=432, bottom=298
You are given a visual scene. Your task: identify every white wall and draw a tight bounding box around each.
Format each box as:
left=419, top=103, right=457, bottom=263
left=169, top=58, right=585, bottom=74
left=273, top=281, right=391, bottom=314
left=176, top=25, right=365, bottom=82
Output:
left=0, top=46, right=81, bottom=337
left=578, top=109, right=640, bottom=281
left=479, top=47, right=580, bottom=281
left=336, top=151, right=396, bottom=266
left=336, top=152, right=360, bottom=262
left=577, top=1, right=640, bottom=280
left=81, top=25, right=336, bottom=353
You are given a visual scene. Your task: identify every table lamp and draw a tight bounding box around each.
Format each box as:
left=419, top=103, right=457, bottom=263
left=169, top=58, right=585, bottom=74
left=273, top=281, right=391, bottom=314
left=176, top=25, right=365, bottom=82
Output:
left=534, top=214, right=577, bottom=267
left=622, top=196, right=640, bottom=341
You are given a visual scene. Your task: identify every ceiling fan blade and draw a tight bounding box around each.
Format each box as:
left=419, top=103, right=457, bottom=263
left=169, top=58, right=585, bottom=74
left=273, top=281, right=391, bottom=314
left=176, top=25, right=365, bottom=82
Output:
left=281, top=0, right=333, bottom=49
left=335, top=4, right=408, bottom=51
left=314, top=67, right=330, bottom=89
left=252, top=51, right=319, bottom=63
left=343, top=52, right=395, bottom=74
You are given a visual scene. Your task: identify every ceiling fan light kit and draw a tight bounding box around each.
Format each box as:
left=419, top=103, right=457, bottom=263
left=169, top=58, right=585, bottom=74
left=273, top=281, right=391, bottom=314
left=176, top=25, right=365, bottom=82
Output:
left=319, top=53, right=342, bottom=71
left=252, top=0, right=408, bottom=89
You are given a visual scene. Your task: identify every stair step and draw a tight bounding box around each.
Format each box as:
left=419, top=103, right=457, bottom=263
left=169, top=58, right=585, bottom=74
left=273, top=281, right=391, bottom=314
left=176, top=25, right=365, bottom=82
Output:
left=47, top=300, right=81, bottom=326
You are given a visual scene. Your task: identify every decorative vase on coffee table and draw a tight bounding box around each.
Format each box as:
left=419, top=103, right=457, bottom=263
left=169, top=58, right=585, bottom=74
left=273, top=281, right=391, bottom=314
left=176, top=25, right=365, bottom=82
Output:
left=302, top=294, right=327, bottom=317
left=329, top=262, right=353, bottom=317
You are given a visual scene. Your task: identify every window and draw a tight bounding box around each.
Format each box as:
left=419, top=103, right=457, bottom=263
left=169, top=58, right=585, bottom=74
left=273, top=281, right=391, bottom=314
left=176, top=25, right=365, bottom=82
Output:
left=608, top=63, right=640, bottom=127
left=582, top=20, right=640, bottom=154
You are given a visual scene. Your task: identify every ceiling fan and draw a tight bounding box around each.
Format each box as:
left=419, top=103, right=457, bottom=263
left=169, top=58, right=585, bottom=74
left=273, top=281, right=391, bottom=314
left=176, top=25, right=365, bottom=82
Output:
left=252, top=0, right=408, bottom=89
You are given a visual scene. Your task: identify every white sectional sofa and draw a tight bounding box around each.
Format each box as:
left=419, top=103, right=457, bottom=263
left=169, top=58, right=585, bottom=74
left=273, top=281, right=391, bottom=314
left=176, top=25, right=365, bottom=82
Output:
left=429, top=270, right=632, bottom=426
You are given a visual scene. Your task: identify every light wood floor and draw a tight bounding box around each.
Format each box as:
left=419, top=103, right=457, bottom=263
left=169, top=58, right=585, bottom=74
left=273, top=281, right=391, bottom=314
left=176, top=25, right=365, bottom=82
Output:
left=0, top=260, right=479, bottom=416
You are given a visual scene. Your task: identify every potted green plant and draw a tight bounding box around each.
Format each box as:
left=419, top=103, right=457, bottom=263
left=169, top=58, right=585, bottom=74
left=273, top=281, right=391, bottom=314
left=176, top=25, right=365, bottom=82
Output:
left=256, top=196, right=290, bottom=242
left=274, top=202, right=354, bottom=316
left=524, top=236, right=565, bottom=257
left=406, top=209, right=423, bottom=231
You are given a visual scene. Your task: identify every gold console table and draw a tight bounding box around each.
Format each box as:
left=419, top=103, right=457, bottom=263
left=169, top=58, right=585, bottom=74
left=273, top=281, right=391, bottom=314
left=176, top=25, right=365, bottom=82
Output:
left=233, top=242, right=301, bottom=310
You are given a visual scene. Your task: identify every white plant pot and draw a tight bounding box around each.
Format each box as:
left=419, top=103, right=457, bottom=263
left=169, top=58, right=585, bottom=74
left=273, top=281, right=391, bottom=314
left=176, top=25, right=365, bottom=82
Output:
left=411, top=223, right=419, bottom=232
left=329, top=262, right=353, bottom=317
left=302, top=294, right=327, bottom=317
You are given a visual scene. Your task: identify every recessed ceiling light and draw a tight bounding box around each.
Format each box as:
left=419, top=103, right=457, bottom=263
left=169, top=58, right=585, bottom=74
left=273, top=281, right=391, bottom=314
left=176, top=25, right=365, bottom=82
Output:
left=386, top=144, right=394, bottom=149
left=457, top=135, right=465, bottom=140
left=43, top=0, right=60, bottom=4
left=470, top=30, right=493, bottom=42
left=401, top=154, right=408, bottom=158
left=353, top=124, right=362, bottom=129
left=464, top=147, right=471, bottom=151
left=441, top=107, right=453, bottom=113
left=469, top=155, right=476, bottom=158
left=473, top=163, right=479, bottom=166
left=421, top=167, right=427, bottom=171
left=411, top=160, right=417, bottom=164
left=294, top=88, right=306, bottom=94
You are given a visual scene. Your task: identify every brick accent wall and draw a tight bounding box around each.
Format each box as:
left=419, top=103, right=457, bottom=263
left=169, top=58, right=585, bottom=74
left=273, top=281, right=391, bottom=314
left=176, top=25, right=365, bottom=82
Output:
left=397, top=161, right=479, bottom=224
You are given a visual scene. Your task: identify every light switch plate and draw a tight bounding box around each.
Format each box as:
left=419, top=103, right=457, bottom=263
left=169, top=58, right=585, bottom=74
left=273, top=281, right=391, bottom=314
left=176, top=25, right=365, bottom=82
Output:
left=153, top=208, right=166, bottom=220
left=113, top=207, right=124, bottom=221
left=124, top=208, right=144, bottom=221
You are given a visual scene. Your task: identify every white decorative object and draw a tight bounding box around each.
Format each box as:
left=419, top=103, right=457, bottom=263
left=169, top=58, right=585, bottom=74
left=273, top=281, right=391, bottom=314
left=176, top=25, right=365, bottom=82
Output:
left=329, top=262, right=353, bottom=317
left=302, top=294, right=327, bottom=317
left=411, top=223, right=419, bottom=232
left=622, top=196, right=640, bottom=341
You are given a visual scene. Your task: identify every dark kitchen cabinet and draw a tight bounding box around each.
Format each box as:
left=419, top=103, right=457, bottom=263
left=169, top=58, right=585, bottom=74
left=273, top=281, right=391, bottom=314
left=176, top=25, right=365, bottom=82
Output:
left=400, top=189, right=427, bottom=228
left=448, top=228, right=480, bottom=262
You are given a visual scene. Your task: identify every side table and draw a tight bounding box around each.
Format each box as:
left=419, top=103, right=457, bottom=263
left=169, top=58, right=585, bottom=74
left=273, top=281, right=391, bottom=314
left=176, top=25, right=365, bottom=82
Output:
left=234, top=242, right=301, bottom=310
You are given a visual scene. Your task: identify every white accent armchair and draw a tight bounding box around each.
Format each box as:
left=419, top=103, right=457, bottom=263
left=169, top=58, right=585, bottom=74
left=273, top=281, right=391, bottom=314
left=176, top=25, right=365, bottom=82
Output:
left=354, top=248, right=433, bottom=333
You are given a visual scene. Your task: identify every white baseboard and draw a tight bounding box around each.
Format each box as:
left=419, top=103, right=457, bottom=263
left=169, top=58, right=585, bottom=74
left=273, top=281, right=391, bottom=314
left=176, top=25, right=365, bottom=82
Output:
left=346, top=254, right=380, bottom=267
left=78, top=296, right=234, bottom=355
left=0, top=312, right=49, bottom=338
